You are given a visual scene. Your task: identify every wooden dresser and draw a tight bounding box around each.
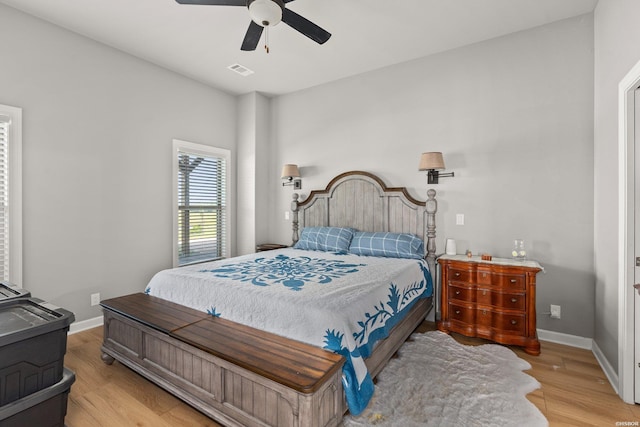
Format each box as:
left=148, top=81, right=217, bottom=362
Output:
left=437, top=255, right=543, bottom=355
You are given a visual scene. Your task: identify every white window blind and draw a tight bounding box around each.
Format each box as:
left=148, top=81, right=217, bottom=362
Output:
left=175, top=141, right=228, bottom=266
left=0, top=117, right=9, bottom=280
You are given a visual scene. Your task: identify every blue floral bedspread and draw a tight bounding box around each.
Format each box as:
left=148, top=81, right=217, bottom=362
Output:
left=144, top=248, right=433, bottom=415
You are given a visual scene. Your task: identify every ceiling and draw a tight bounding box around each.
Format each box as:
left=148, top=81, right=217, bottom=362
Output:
left=0, top=0, right=598, bottom=96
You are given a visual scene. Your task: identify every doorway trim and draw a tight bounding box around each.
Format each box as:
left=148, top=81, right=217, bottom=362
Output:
left=618, top=58, right=640, bottom=404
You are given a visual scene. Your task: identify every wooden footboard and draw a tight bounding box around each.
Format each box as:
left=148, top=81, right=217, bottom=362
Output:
left=100, top=293, right=432, bottom=426
left=101, top=294, right=345, bottom=427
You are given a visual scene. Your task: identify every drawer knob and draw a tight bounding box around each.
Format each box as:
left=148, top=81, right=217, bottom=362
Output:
left=510, top=279, right=517, bottom=284
left=455, top=310, right=461, bottom=314
left=511, top=320, right=517, bottom=325
left=511, top=298, right=517, bottom=303
left=482, top=290, right=487, bottom=296
left=455, top=272, right=461, bottom=277
left=482, top=310, right=487, bottom=315
left=455, top=290, right=461, bottom=295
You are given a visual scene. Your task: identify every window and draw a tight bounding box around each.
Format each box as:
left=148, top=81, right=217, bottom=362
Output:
left=0, top=104, right=22, bottom=284
left=173, top=140, right=229, bottom=266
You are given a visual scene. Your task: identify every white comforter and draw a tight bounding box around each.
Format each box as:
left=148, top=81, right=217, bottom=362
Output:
left=145, top=248, right=432, bottom=415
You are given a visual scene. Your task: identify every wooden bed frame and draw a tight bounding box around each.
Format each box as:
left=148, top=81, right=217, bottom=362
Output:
left=100, top=171, right=438, bottom=427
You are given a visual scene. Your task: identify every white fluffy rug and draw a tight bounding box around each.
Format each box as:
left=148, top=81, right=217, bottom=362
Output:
left=341, top=331, right=548, bottom=427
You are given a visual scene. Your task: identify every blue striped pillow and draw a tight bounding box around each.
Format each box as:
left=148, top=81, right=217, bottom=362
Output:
left=293, top=227, right=356, bottom=253
left=349, top=232, right=424, bottom=260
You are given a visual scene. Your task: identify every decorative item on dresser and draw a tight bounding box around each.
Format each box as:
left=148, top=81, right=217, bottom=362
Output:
left=437, top=254, right=543, bottom=355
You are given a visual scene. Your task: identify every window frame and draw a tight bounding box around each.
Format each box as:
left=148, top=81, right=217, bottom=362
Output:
left=0, top=104, right=22, bottom=286
left=172, top=139, right=230, bottom=267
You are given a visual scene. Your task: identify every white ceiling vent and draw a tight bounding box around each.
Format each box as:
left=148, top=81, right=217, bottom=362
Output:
left=227, top=63, right=254, bottom=77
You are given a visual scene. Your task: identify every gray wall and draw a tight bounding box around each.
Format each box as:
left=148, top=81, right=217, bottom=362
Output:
left=237, top=92, right=272, bottom=255
left=593, top=0, right=640, bottom=375
left=270, top=15, right=595, bottom=338
left=0, top=4, right=236, bottom=322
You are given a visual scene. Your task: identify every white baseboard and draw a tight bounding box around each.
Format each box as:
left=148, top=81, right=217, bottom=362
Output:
left=69, top=315, right=103, bottom=334
left=537, top=328, right=592, bottom=350
left=592, top=339, right=619, bottom=395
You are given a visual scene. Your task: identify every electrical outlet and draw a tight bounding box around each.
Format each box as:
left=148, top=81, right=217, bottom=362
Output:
left=91, top=293, right=101, bottom=306
left=550, top=304, right=561, bottom=319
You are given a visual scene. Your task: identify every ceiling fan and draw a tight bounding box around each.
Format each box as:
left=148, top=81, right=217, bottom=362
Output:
left=175, top=0, right=331, bottom=52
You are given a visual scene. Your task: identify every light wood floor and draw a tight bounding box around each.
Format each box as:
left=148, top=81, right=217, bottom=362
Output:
left=63, top=323, right=639, bottom=427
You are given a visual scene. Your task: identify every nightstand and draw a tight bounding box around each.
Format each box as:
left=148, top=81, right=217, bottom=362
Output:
left=437, top=254, right=543, bottom=355
left=256, top=243, right=288, bottom=252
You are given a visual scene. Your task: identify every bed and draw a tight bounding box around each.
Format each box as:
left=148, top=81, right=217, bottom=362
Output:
left=100, top=171, right=439, bottom=427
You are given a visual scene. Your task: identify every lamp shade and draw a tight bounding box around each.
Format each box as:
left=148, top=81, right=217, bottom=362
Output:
left=281, top=164, right=300, bottom=178
left=249, top=0, right=283, bottom=26
left=419, top=152, right=445, bottom=171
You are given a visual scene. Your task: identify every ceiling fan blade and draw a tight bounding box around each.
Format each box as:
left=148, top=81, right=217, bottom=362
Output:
left=175, top=0, right=246, bottom=5
left=282, top=8, right=331, bottom=45
left=241, top=21, right=264, bottom=51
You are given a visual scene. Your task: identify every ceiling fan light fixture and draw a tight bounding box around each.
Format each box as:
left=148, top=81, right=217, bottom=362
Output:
left=248, top=0, right=283, bottom=27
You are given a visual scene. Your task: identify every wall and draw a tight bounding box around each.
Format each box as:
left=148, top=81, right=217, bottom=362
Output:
left=594, top=0, right=640, bottom=379
left=271, top=15, right=595, bottom=337
left=237, top=92, right=272, bottom=255
left=237, top=94, right=257, bottom=255
left=0, top=4, right=236, bottom=323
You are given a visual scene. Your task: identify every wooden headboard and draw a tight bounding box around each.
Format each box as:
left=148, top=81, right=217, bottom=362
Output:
left=290, top=171, right=438, bottom=278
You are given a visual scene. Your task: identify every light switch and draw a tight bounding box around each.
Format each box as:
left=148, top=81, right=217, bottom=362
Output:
left=456, top=214, right=464, bottom=225
left=285, top=211, right=290, bottom=220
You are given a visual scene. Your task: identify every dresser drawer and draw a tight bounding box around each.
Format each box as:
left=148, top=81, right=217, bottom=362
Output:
left=448, top=285, right=475, bottom=303
left=476, top=288, right=526, bottom=311
left=476, top=268, right=525, bottom=290
left=447, top=267, right=474, bottom=284
left=493, top=312, right=526, bottom=334
left=494, top=273, right=526, bottom=290
left=448, top=303, right=474, bottom=325
left=477, top=268, right=492, bottom=285
left=475, top=308, right=492, bottom=329
left=475, top=309, right=526, bottom=335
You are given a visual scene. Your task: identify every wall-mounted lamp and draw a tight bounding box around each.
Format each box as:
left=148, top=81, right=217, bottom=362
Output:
left=418, top=152, right=455, bottom=184
left=281, top=164, right=302, bottom=190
